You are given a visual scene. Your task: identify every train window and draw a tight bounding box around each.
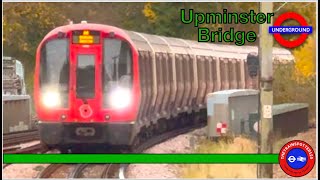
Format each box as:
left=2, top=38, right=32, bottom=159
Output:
left=102, top=38, right=132, bottom=108
left=76, top=55, right=95, bottom=99
left=212, top=58, right=217, bottom=91
left=103, top=39, right=132, bottom=87
left=40, top=39, right=69, bottom=108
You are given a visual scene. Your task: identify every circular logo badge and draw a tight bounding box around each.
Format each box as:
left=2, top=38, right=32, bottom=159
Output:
left=279, top=140, right=315, bottom=177
left=270, top=12, right=313, bottom=48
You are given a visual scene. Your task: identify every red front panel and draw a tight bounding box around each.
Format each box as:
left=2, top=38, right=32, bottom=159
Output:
left=68, top=45, right=103, bottom=122
left=34, top=25, right=141, bottom=123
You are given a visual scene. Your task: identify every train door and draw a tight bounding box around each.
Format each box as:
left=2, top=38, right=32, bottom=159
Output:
left=70, top=46, right=102, bottom=122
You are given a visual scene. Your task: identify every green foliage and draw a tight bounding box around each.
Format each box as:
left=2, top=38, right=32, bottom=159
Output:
left=273, top=30, right=316, bottom=122
left=3, top=3, right=67, bottom=97
left=126, top=2, right=197, bottom=39
left=181, top=137, right=257, bottom=178
left=54, top=2, right=130, bottom=26
left=273, top=64, right=316, bottom=122
left=135, top=2, right=260, bottom=40
left=293, top=34, right=316, bottom=78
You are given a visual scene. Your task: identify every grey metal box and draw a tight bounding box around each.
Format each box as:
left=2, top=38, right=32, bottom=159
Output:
left=206, top=89, right=259, bottom=137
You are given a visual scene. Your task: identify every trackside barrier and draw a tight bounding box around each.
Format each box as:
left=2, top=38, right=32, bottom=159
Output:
left=3, top=95, right=32, bottom=134
left=206, top=90, right=309, bottom=139
left=249, top=103, right=309, bottom=138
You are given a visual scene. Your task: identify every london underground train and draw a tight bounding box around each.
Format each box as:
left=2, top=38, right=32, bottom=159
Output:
left=34, top=21, right=294, bottom=150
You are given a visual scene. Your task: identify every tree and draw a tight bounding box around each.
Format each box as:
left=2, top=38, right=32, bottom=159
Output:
left=293, top=34, right=316, bottom=80
left=3, top=2, right=67, bottom=94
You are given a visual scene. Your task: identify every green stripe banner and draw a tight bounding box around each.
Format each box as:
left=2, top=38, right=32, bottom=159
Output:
left=3, top=154, right=279, bottom=164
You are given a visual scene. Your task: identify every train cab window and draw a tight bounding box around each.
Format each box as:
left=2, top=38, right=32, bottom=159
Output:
left=40, top=39, right=69, bottom=107
left=102, top=38, right=133, bottom=108
left=76, top=55, right=95, bottom=98
left=103, top=39, right=132, bottom=89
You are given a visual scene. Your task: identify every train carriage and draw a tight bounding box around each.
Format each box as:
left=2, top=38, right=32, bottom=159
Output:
left=34, top=21, right=294, bottom=149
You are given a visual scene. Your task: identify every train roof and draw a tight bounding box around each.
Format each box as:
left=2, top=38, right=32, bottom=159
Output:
left=207, top=89, right=259, bottom=100
left=40, top=23, right=133, bottom=47
left=42, top=22, right=295, bottom=63
left=125, top=30, right=295, bottom=62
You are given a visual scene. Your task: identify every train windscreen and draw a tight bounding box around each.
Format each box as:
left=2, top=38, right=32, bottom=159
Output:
left=76, top=54, right=96, bottom=99
left=40, top=39, right=69, bottom=108
left=102, top=38, right=132, bottom=108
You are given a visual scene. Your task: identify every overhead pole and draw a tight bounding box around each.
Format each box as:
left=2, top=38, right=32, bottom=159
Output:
left=257, top=2, right=274, bottom=178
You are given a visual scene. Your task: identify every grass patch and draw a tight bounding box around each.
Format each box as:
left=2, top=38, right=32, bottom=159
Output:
left=273, top=128, right=316, bottom=152
left=181, top=127, right=316, bottom=178
left=180, top=137, right=258, bottom=178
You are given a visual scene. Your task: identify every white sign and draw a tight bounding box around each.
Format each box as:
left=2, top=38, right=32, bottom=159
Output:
left=231, top=109, right=235, bottom=121
left=263, top=105, right=272, bottom=118
left=253, top=121, right=259, bottom=132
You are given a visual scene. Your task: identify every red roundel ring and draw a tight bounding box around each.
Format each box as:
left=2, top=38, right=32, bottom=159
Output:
left=279, top=140, right=315, bottom=177
left=273, top=12, right=308, bottom=48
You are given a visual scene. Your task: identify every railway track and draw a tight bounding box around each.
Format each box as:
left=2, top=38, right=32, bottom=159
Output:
left=4, top=129, right=39, bottom=147
left=37, top=164, right=73, bottom=178
left=70, top=164, right=119, bottom=178
left=3, top=142, right=49, bottom=170
left=120, top=119, right=206, bottom=178
left=3, top=142, right=48, bottom=154
left=35, top=117, right=205, bottom=178
left=37, top=163, right=120, bottom=178
left=3, top=128, right=48, bottom=168
left=3, top=129, right=47, bottom=155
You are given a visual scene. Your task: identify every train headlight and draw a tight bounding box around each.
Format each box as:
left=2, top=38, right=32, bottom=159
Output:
left=110, top=88, right=132, bottom=109
left=42, top=91, right=60, bottom=108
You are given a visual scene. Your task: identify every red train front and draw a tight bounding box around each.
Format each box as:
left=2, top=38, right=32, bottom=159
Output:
left=34, top=22, right=140, bottom=148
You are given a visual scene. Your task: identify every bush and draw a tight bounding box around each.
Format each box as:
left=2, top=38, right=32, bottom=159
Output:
left=180, top=137, right=257, bottom=178
left=273, top=65, right=316, bottom=123
left=273, top=35, right=316, bottom=123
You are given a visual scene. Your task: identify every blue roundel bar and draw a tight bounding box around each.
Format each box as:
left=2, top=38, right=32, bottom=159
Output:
left=269, top=26, right=313, bottom=34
